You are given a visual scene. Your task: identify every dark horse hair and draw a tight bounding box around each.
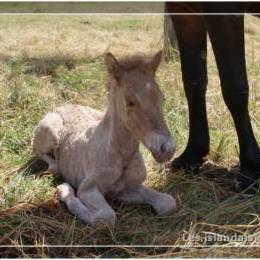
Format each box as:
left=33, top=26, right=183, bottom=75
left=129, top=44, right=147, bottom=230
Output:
left=165, top=2, right=260, bottom=192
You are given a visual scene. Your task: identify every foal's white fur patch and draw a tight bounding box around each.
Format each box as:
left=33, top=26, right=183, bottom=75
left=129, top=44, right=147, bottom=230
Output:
left=57, top=183, right=75, bottom=201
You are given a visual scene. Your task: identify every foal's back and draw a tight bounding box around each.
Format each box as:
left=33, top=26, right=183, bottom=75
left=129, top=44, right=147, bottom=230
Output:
left=51, top=104, right=104, bottom=187
left=55, top=104, right=104, bottom=134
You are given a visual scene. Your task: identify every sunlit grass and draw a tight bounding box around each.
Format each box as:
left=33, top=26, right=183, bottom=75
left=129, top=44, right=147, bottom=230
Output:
left=0, top=14, right=260, bottom=257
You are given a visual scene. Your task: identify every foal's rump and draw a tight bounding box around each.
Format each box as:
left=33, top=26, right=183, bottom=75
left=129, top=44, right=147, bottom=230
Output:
left=32, top=111, right=64, bottom=157
left=32, top=104, right=104, bottom=177
left=32, top=104, right=104, bottom=157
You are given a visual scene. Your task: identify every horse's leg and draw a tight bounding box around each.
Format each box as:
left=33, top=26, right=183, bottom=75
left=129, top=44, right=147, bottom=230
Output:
left=170, top=15, right=209, bottom=171
left=119, top=152, right=146, bottom=190
left=117, top=185, right=176, bottom=216
left=109, top=152, right=175, bottom=215
left=58, top=182, right=116, bottom=227
left=57, top=183, right=93, bottom=224
left=206, top=15, right=260, bottom=190
left=77, top=180, right=116, bottom=227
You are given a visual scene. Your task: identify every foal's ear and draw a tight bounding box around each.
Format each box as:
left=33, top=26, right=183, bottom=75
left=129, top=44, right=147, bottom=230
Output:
left=148, top=50, right=163, bottom=74
left=105, top=53, right=123, bottom=80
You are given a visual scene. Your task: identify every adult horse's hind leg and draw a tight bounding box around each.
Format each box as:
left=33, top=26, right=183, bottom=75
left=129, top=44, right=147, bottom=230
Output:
left=170, top=15, right=209, bottom=172
left=206, top=15, right=260, bottom=191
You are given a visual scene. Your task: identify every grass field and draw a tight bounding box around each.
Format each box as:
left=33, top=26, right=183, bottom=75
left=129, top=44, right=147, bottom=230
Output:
left=0, top=14, right=260, bottom=257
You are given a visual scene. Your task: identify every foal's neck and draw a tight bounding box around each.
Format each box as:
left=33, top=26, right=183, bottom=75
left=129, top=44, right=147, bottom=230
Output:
left=103, top=82, right=139, bottom=159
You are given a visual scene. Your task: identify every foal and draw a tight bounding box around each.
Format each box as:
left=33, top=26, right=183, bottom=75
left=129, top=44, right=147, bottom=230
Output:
left=32, top=51, right=176, bottom=226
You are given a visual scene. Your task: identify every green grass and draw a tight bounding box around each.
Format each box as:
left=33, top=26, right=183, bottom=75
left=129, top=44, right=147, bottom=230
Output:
left=0, top=15, right=260, bottom=257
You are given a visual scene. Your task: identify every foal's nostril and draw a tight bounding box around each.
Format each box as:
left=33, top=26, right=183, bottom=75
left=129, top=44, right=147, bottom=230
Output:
left=160, top=140, right=175, bottom=156
left=161, top=142, right=172, bottom=154
left=160, top=143, right=167, bottom=154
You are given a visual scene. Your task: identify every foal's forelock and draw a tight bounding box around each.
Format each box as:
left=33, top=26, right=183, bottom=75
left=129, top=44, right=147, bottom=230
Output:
left=114, top=55, right=154, bottom=73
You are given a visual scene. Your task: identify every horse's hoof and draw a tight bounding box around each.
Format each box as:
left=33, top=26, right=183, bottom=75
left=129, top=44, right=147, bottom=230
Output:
left=235, top=173, right=260, bottom=194
left=236, top=154, right=260, bottom=193
left=170, top=152, right=206, bottom=175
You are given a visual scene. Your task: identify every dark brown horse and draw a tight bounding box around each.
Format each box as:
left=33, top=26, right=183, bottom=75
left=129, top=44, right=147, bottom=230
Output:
left=165, top=2, right=260, bottom=191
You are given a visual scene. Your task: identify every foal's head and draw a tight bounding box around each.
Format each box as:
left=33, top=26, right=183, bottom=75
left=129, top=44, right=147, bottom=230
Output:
left=105, top=51, right=175, bottom=163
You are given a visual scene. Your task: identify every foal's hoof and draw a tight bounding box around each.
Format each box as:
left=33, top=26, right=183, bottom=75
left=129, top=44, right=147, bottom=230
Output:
left=154, top=194, right=176, bottom=216
left=47, top=163, right=58, bottom=174
left=92, top=208, right=117, bottom=228
left=57, top=183, right=75, bottom=201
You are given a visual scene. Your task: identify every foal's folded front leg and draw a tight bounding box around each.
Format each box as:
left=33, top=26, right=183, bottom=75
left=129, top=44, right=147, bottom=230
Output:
left=57, top=183, right=93, bottom=223
left=57, top=182, right=116, bottom=227
left=77, top=181, right=116, bottom=227
left=118, top=185, right=176, bottom=216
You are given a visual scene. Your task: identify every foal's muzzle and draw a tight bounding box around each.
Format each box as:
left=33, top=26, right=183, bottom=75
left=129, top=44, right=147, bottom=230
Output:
left=144, top=133, right=176, bottom=163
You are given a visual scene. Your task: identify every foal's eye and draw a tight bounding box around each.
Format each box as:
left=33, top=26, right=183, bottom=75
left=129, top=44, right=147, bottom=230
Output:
left=127, top=101, right=135, bottom=108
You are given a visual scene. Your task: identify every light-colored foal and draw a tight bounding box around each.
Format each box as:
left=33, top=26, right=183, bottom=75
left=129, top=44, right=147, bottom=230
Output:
left=33, top=51, right=176, bottom=226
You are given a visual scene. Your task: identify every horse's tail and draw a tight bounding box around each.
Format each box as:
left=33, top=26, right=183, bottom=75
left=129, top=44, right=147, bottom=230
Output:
left=164, top=4, right=179, bottom=62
